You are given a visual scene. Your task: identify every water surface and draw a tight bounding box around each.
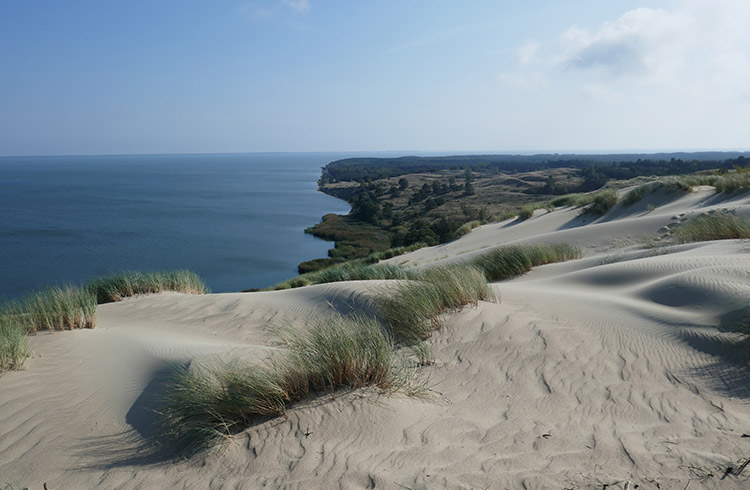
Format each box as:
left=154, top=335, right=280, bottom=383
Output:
left=0, top=153, right=351, bottom=299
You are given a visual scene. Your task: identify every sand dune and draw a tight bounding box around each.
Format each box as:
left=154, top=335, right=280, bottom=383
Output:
left=3, top=187, right=750, bottom=489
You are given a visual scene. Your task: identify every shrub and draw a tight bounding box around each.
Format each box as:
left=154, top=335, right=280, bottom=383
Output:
left=86, top=270, right=209, bottom=304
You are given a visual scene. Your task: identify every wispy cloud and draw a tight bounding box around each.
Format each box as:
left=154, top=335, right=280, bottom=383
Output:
left=281, top=0, right=310, bottom=14
left=241, top=0, right=311, bottom=21
left=514, top=41, right=539, bottom=65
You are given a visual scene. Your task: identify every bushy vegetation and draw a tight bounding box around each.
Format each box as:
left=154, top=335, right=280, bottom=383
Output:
left=161, top=314, right=418, bottom=454
left=670, top=212, right=750, bottom=244
left=471, top=243, right=582, bottom=282
left=85, top=270, right=209, bottom=304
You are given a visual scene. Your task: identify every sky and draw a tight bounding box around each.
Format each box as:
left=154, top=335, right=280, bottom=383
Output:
left=1, top=0, right=749, bottom=156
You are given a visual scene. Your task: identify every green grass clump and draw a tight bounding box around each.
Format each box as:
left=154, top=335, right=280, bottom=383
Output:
left=713, top=172, right=750, bottom=194
left=518, top=204, right=537, bottom=220
left=582, top=189, right=618, bottom=216
left=622, top=183, right=658, bottom=207
left=86, top=270, right=210, bottom=303
left=671, top=212, right=750, bottom=244
left=368, top=242, right=427, bottom=261
left=269, top=261, right=418, bottom=290
left=456, top=221, right=481, bottom=237
left=548, top=189, right=617, bottom=216
left=378, top=265, right=495, bottom=343
left=161, top=314, right=416, bottom=454
left=0, top=316, right=31, bottom=372
left=471, top=243, right=581, bottom=282
left=1, top=286, right=98, bottom=334
left=308, top=262, right=416, bottom=284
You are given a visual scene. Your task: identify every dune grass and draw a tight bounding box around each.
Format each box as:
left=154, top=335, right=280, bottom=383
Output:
left=548, top=189, right=618, bottom=216
left=378, top=264, right=496, bottom=344
left=269, top=261, right=419, bottom=290
left=161, top=314, right=418, bottom=454
left=470, top=243, right=582, bottom=282
left=456, top=220, right=481, bottom=237
left=0, top=269, right=209, bottom=373
left=160, top=243, right=583, bottom=453
left=0, top=316, right=31, bottom=372
left=671, top=212, right=750, bottom=244
left=1, top=286, right=98, bottom=334
left=0, top=285, right=96, bottom=372
left=86, top=270, right=210, bottom=304
left=517, top=204, right=536, bottom=221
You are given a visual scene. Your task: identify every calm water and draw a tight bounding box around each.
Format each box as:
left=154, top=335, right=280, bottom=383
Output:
left=0, top=153, right=351, bottom=300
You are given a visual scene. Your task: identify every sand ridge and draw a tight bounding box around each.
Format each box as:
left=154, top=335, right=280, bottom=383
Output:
left=3, top=188, right=750, bottom=488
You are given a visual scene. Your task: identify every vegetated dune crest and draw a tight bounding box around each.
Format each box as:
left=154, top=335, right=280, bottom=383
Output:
left=3, top=186, right=750, bottom=489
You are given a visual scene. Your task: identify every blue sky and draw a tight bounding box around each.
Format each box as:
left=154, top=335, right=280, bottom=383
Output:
left=1, top=0, right=748, bottom=156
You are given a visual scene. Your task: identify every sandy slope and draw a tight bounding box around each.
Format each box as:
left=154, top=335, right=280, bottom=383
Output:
left=3, top=187, right=750, bottom=489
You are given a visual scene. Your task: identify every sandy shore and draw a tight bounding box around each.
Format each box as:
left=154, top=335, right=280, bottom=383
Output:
left=3, top=186, right=750, bottom=489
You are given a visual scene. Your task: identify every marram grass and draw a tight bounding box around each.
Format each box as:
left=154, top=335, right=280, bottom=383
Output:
left=0, top=285, right=97, bottom=334
left=161, top=314, right=419, bottom=454
left=670, top=212, right=750, bottom=244
left=86, top=269, right=210, bottom=303
left=0, top=316, right=31, bottom=372
left=471, top=243, right=581, bottom=282
left=0, top=269, right=209, bottom=373
left=378, top=265, right=496, bottom=343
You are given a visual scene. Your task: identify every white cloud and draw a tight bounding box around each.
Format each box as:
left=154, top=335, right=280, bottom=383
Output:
left=557, top=0, right=750, bottom=101
left=241, top=2, right=274, bottom=20
left=281, top=0, right=310, bottom=14
left=514, top=41, right=540, bottom=65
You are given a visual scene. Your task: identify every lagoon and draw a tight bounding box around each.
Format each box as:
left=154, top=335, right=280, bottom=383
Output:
left=0, top=153, right=351, bottom=300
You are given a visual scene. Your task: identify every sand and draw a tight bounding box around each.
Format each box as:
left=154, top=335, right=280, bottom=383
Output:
left=3, top=186, right=750, bottom=489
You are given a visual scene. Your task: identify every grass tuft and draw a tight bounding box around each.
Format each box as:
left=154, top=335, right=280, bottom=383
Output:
left=671, top=212, right=750, bottom=244
left=471, top=243, right=581, bottom=282
left=378, top=265, right=496, bottom=343
left=86, top=270, right=210, bottom=303
left=518, top=204, right=537, bottom=221
left=161, top=314, right=418, bottom=454
left=0, top=316, right=31, bottom=372
left=1, top=286, right=98, bottom=334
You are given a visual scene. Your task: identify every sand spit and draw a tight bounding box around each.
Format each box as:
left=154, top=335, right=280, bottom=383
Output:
left=3, top=188, right=750, bottom=489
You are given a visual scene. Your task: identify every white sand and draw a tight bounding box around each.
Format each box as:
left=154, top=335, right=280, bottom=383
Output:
left=3, top=187, right=750, bottom=489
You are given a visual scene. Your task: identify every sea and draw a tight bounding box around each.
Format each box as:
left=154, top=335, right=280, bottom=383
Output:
left=0, top=153, right=353, bottom=300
